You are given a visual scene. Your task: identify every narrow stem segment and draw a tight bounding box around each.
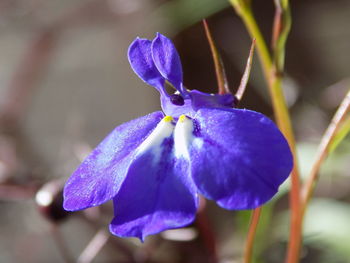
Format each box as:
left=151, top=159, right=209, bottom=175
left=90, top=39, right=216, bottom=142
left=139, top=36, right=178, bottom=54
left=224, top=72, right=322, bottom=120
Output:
left=242, top=13, right=272, bottom=80
left=301, top=90, right=350, bottom=214
left=78, top=229, right=109, bottom=263
left=230, top=1, right=297, bottom=160
left=271, top=0, right=282, bottom=50
left=229, top=1, right=301, bottom=263
left=236, top=39, right=256, bottom=102
left=243, top=207, right=262, bottom=263
left=202, top=19, right=230, bottom=95
left=51, top=224, right=73, bottom=263
left=196, top=197, right=218, bottom=263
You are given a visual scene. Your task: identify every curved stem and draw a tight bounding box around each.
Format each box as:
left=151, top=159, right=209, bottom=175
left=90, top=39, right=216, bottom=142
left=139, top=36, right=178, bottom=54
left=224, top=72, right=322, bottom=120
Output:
left=234, top=6, right=272, bottom=82
left=229, top=2, right=301, bottom=263
left=230, top=1, right=298, bottom=167
left=203, top=19, right=230, bottom=95
left=78, top=229, right=109, bottom=263
left=236, top=39, right=256, bottom=102
left=243, top=207, right=262, bottom=263
left=196, top=198, right=218, bottom=263
left=50, top=224, right=73, bottom=263
left=301, top=90, right=350, bottom=214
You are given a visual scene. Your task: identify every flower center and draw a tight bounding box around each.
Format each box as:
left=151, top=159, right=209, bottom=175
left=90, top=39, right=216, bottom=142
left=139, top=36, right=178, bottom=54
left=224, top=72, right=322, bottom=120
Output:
left=136, top=116, right=175, bottom=159
left=174, top=115, right=195, bottom=159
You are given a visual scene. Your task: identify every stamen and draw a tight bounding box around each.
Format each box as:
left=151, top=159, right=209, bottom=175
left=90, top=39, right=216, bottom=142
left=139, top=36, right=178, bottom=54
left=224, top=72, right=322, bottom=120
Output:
left=178, top=114, right=187, bottom=123
left=163, top=116, right=174, bottom=122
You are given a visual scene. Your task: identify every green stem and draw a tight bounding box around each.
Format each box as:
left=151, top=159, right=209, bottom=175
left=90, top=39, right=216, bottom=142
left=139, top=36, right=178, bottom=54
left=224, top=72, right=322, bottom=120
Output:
left=230, top=1, right=297, bottom=150
left=229, top=1, right=301, bottom=263
left=235, top=5, right=273, bottom=82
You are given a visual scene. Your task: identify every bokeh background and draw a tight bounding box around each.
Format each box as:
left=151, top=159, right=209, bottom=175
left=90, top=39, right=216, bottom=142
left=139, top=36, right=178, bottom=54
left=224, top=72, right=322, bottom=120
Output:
left=0, top=0, right=349, bottom=262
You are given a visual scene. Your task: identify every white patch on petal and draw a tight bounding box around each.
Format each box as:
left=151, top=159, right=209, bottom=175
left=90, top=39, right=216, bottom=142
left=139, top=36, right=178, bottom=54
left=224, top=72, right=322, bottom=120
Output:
left=174, top=115, right=195, bottom=159
left=136, top=116, right=175, bottom=160
left=193, top=138, right=203, bottom=149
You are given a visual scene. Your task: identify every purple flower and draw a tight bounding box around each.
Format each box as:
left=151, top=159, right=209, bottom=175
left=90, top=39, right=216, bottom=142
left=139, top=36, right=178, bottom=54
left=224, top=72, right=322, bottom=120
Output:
left=63, top=33, right=293, bottom=241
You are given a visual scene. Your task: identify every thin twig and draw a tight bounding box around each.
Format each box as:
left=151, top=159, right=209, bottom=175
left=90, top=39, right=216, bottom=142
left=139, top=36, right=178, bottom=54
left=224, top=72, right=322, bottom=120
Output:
left=80, top=214, right=136, bottom=262
left=270, top=2, right=302, bottom=262
left=271, top=0, right=282, bottom=50
left=50, top=224, right=74, bottom=263
left=202, top=19, right=230, bottom=95
left=302, top=90, right=350, bottom=213
left=243, top=207, right=261, bottom=263
left=235, top=39, right=256, bottom=102
left=195, top=197, right=218, bottom=263
left=78, top=229, right=110, bottom=263
left=272, top=0, right=292, bottom=73
left=229, top=2, right=302, bottom=263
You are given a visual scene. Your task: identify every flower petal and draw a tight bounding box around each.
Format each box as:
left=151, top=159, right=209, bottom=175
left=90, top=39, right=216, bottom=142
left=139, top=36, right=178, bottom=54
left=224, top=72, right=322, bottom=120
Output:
left=63, top=111, right=164, bottom=211
left=189, top=90, right=235, bottom=110
left=190, top=108, right=293, bottom=210
left=109, top=126, right=198, bottom=241
left=128, top=38, right=165, bottom=93
left=151, top=33, right=186, bottom=96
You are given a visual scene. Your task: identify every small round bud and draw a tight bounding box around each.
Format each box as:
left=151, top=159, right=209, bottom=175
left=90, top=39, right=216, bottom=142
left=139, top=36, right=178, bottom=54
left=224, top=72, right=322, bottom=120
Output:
left=35, top=180, right=69, bottom=222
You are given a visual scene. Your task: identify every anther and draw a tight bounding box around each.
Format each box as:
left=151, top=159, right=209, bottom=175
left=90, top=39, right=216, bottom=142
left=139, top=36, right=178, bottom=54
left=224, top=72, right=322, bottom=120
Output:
left=163, top=116, right=174, bottom=122
left=178, top=115, right=187, bottom=123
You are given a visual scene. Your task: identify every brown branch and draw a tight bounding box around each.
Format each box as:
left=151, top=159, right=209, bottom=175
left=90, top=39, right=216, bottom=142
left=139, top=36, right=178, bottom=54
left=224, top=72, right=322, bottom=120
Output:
left=202, top=19, right=230, bottom=95
left=235, top=39, right=256, bottom=102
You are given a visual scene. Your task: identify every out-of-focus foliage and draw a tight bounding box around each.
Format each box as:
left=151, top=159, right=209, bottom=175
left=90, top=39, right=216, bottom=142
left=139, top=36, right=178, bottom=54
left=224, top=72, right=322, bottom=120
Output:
left=155, top=0, right=229, bottom=31
left=304, top=198, right=350, bottom=259
left=329, top=117, right=350, bottom=154
left=1, top=0, right=350, bottom=262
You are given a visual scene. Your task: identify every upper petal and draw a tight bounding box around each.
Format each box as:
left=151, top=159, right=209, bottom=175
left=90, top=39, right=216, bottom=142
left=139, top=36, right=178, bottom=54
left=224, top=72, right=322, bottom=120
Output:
left=109, top=119, right=198, bottom=241
left=190, top=108, right=293, bottom=210
left=128, top=38, right=166, bottom=94
left=189, top=90, right=235, bottom=110
left=151, top=33, right=187, bottom=96
left=63, top=111, right=164, bottom=211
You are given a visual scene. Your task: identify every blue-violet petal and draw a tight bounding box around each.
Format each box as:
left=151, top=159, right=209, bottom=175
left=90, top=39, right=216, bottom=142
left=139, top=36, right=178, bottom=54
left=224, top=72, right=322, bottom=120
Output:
left=151, top=33, right=186, bottom=96
left=63, top=111, right=164, bottom=211
left=190, top=108, right=293, bottom=210
left=109, top=119, right=198, bottom=241
left=128, top=38, right=165, bottom=93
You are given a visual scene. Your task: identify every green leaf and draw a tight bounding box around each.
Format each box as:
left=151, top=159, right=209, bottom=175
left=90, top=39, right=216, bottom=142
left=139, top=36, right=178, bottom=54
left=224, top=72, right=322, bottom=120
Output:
left=329, top=116, right=350, bottom=154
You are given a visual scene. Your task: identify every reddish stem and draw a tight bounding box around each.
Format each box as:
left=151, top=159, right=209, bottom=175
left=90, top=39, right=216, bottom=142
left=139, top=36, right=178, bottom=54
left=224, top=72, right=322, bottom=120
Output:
left=244, top=207, right=262, bottom=263
left=202, top=19, right=230, bottom=95
left=195, top=198, right=218, bottom=263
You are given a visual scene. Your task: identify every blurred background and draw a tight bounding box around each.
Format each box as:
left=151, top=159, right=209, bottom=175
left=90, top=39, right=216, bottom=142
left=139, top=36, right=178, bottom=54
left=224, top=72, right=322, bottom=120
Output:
left=0, top=0, right=349, bottom=262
